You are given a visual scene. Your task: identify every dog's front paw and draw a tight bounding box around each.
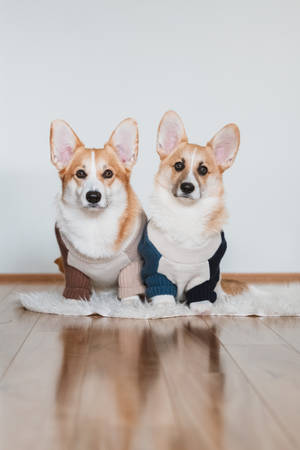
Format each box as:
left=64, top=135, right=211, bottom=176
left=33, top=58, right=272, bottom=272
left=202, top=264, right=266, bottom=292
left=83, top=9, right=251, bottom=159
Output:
left=189, top=300, right=213, bottom=315
left=121, top=295, right=141, bottom=307
left=151, top=295, right=176, bottom=305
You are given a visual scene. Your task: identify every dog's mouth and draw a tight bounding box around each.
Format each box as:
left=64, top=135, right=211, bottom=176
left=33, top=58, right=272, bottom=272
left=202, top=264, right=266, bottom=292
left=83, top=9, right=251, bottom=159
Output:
left=84, top=197, right=110, bottom=210
left=84, top=203, right=104, bottom=210
left=173, top=190, right=198, bottom=201
left=174, top=193, right=194, bottom=200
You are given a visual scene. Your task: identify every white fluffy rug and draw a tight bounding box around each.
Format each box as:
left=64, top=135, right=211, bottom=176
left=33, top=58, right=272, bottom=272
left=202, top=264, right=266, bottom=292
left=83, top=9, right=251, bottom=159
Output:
left=18, top=283, right=300, bottom=318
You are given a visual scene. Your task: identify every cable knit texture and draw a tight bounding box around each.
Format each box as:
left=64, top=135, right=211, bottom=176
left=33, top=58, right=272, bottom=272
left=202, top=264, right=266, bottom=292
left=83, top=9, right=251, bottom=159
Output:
left=55, top=227, right=92, bottom=300
left=118, top=260, right=145, bottom=298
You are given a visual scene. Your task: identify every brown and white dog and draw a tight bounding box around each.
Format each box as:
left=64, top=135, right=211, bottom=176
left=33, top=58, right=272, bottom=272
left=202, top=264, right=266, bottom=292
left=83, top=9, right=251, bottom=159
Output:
left=139, top=111, right=245, bottom=313
left=50, top=118, right=145, bottom=302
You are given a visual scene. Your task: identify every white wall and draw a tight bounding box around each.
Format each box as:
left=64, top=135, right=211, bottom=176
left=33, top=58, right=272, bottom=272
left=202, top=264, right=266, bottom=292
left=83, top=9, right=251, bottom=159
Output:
left=1, top=0, right=299, bottom=273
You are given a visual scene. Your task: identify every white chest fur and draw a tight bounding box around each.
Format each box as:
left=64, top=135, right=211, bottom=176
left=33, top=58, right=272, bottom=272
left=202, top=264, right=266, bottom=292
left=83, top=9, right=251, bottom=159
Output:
left=149, top=185, right=224, bottom=249
left=56, top=196, right=128, bottom=259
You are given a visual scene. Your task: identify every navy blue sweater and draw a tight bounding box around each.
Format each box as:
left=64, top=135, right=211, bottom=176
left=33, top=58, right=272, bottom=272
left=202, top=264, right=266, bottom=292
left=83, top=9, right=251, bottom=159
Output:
left=138, top=224, right=227, bottom=305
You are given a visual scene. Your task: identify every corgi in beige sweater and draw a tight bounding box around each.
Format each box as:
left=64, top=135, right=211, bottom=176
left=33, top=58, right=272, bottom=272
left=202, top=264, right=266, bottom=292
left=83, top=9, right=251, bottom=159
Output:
left=50, top=118, right=145, bottom=302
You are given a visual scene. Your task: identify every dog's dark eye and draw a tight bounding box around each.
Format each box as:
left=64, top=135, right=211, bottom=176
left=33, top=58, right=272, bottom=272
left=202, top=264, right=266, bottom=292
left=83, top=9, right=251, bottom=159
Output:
left=174, top=161, right=185, bottom=172
left=103, top=169, right=113, bottom=179
left=198, top=165, right=208, bottom=176
left=76, top=169, right=87, bottom=179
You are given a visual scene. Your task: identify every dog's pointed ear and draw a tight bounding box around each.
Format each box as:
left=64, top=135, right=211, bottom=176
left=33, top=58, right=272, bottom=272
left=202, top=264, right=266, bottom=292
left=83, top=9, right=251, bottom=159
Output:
left=50, top=120, right=83, bottom=170
left=108, top=118, right=139, bottom=170
left=208, top=124, right=240, bottom=172
left=157, top=111, right=187, bottom=160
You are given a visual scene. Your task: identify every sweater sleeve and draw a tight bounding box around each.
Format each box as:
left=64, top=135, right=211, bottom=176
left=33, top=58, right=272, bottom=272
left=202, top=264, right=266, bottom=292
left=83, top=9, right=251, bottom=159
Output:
left=55, top=226, right=92, bottom=301
left=118, top=260, right=145, bottom=299
left=138, top=226, right=177, bottom=299
left=186, top=232, right=227, bottom=305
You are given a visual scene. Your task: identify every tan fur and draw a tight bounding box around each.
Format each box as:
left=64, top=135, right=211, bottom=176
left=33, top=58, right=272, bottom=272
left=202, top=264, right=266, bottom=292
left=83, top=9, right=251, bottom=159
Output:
left=155, top=142, right=227, bottom=233
left=221, top=278, right=248, bottom=295
left=54, top=257, right=64, bottom=274
left=50, top=119, right=142, bottom=262
left=115, top=186, right=141, bottom=251
left=154, top=111, right=243, bottom=296
left=206, top=202, right=228, bottom=233
left=63, top=147, right=141, bottom=250
left=157, top=143, right=223, bottom=188
left=155, top=113, right=240, bottom=235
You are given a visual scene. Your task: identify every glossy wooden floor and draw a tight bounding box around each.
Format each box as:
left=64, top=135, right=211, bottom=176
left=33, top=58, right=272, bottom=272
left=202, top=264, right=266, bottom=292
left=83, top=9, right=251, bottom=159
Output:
left=1, top=283, right=300, bottom=450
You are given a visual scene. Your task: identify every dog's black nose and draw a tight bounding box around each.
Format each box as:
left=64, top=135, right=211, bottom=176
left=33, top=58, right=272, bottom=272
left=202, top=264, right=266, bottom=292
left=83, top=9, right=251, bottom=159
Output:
left=180, top=182, right=195, bottom=194
left=86, top=190, right=101, bottom=204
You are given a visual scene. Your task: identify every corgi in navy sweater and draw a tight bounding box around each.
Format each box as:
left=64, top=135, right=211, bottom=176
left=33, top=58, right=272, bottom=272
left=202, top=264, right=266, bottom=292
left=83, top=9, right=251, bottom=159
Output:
left=138, top=111, right=241, bottom=314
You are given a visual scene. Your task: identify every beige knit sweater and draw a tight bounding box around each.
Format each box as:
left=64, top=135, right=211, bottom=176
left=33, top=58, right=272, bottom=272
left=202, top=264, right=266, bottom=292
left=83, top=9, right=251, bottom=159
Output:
left=55, top=216, right=146, bottom=300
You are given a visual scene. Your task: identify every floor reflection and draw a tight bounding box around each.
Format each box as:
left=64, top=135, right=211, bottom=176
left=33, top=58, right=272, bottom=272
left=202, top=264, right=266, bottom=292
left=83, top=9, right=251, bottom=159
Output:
left=55, top=317, right=224, bottom=450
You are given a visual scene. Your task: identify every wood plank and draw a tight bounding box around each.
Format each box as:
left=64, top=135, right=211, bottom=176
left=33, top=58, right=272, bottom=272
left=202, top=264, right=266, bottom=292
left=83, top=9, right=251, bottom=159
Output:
left=1, top=272, right=299, bottom=283
left=203, top=316, right=284, bottom=345
left=1, top=284, right=300, bottom=449
left=224, top=343, right=300, bottom=447
left=0, top=284, right=17, bottom=302
left=0, top=310, right=92, bottom=450
left=150, top=317, right=295, bottom=450
left=260, top=317, right=300, bottom=353
left=207, top=317, right=300, bottom=447
left=73, top=318, right=182, bottom=450
left=0, top=284, right=43, bottom=380
left=0, top=282, right=64, bottom=380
